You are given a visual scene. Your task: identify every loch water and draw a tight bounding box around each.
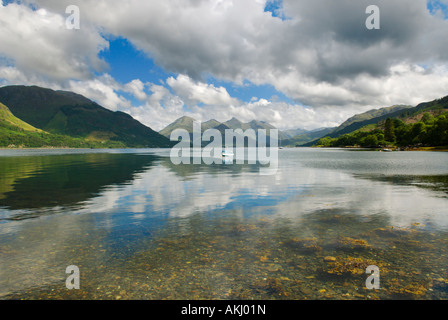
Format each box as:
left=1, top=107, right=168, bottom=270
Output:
left=1, top=148, right=448, bottom=300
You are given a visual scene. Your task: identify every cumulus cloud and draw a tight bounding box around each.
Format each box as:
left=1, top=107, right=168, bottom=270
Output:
left=1, top=0, right=448, bottom=131
left=166, top=74, right=239, bottom=106
left=26, top=1, right=448, bottom=92
left=122, top=75, right=357, bottom=131
left=0, top=2, right=108, bottom=81
left=126, top=83, right=187, bottom=131
left=66, top=75, right=133, bottom=111
left=123, top=79, right=147, bottom=101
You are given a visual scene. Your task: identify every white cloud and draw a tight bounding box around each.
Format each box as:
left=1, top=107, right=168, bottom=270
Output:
left=126, top=83, right=187, bottom=131
left=66, top=74, right=132, bottom=111
left=124, top=79, right=147, bottom=101
left=1, top=0, right=448, bottom=131
left=124, top=78, right=357, bottom=131
left=166, top=74, right=239, bottom=106
left=0, top=2, right=108, bottom=81
left=64, top=0, right=448, bottom=110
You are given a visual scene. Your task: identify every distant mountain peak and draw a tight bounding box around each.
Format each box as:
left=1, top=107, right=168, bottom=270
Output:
left=226, top=117, right=243, bottom=123
left=173, top=115, right=195, bottom=124
left=178, top=115, right=195, bottom=120
left=249, top=119, right=265, bottom=124
left=160, top=116, right=283, bottom=138
left=203, top=118, right=219, bottom=123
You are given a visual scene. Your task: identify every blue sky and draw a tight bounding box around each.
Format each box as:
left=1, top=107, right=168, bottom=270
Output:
left=98, top=38, right=173, bottom=86
left=100, top=36, right=297, bottom=109
left=96, top=0, right=448, bottom=121
left=427, top=0, right=448, bottom=17
left=82, top=0, right=305, bottom=112
left=264, top=0, right=289, bottom=20
left=1, top=0, right=448, bottom=131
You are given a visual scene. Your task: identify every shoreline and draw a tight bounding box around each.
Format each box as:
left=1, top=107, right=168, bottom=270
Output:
left=311, top=146, right=448, bottom=152
left=407, top=147, right=448, bottom=152
left=1, top=146, right=448, bottom=152
left=0, top=147, right=170, bottom=150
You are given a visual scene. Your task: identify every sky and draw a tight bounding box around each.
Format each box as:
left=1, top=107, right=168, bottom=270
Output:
left=0, top=0, right=448, bottom=131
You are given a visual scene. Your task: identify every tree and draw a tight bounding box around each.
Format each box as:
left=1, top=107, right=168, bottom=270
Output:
left=317, top=137, right=334, bottom=147
left=384, top=118, right=396, bottom=143
left=421, top=112, right=433, bottom=125
left=361, top=135, right=379, bottom=147
left=392, top=118, right=405, bottom=128
left=431, top=115, right=448, bottom=146
left=376, top=133, right=385, bottom=145
left=411, top=122, right=426, bottom=144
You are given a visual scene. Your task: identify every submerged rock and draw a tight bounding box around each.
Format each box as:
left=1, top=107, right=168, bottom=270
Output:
left=286, top=237, right=322, bottom=253
left=337, top=236, right=371, bottom=250
left=324, top=256, right=337, bottom=262
left=324, top=256, right=388, bottom=276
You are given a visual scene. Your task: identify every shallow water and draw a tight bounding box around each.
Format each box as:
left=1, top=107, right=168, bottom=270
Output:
left=1, top=148, right=448, bottom=300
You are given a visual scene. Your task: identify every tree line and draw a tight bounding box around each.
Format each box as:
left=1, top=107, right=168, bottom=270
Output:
left=316, top=112, right=448, bottom=148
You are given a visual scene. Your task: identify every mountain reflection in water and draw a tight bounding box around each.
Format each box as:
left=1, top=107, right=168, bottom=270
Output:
left=1, top=148, right=448, bottom=300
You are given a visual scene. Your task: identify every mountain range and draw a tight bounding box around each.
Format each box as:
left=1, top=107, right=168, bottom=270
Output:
left=159, top=116, right=277, bottom=146
left=160, top=116, right=285, bottom=135
left=158, top=116, right=339, bottom=147
left=0, top=84, right=446, bottom=149
left=158, top=94, right=447, bottom=148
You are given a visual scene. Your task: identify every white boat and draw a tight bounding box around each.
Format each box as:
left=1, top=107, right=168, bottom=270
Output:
left=381, top=148, right=393, bottom=152
left=222, top=149, right=234, bottom=157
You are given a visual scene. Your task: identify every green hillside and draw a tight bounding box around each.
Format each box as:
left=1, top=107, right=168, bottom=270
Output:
left=0, top=85, right=173, bottom=148
left=316, top=95, right=448, bottom=148
left=330, top=105, right=413, bottom=137
left=0, top=102, right=42, bottom=133
left=0, top=102, right=127, bottom=148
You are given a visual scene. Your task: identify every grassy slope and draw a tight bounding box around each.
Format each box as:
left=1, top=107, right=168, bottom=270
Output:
left=0, top=102, right=42, bottom=133
left=0, top=85, right=173, bottom=148
left=0, top=102, right=126, bottom=148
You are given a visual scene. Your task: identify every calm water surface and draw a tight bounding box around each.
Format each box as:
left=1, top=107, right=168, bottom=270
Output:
left=1, top=148, right=448, bottom=300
